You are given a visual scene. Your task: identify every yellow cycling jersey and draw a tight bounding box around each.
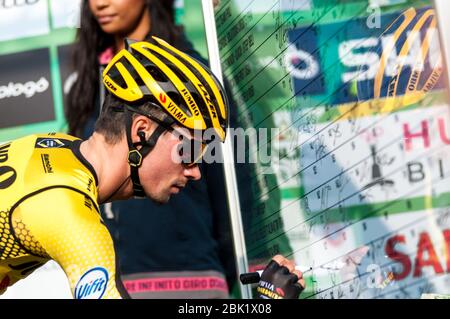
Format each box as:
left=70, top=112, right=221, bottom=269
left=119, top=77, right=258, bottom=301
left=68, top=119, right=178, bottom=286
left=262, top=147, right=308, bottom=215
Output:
left=0, top=133, right=128, bottom=299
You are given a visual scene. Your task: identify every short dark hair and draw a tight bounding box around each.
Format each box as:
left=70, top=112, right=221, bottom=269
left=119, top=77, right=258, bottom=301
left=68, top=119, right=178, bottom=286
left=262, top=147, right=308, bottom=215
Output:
left=94, top=93, right=168, bottom=144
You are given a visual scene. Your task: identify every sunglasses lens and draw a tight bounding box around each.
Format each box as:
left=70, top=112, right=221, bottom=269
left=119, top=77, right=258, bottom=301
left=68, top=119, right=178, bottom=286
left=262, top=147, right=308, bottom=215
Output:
left=177, top=139, right=207, bottom=166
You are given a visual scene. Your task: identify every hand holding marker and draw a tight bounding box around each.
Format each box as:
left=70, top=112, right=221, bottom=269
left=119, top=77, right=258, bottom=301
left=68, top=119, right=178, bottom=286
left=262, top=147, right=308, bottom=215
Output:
left=240, top=265, right=312, bottom=284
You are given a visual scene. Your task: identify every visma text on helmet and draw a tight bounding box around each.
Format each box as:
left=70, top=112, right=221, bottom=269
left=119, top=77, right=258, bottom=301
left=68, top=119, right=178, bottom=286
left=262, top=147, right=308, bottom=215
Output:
left=0, top=77, right=49, bottom=100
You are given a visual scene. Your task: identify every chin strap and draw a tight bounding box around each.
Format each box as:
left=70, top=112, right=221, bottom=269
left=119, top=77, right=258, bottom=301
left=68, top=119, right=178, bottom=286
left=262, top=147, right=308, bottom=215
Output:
left=124, top=107, right=168, bottom=198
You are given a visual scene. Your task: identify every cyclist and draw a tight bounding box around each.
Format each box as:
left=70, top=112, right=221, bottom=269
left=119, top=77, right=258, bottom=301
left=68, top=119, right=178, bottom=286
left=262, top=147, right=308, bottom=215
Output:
left=0, top=37, right=304, bottom=299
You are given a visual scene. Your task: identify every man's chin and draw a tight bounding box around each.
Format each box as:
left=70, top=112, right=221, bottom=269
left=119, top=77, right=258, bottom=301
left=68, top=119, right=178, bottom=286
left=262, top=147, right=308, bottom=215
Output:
left=158, top=196, right=171, bottom=204
left=145, top=186, right=182, bottom=204
left=148, top=192, right=172, bottom=205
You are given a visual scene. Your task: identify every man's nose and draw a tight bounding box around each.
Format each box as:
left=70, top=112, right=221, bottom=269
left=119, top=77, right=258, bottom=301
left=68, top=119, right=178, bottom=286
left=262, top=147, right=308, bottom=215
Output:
left=184, top=165, right=201, bottom=181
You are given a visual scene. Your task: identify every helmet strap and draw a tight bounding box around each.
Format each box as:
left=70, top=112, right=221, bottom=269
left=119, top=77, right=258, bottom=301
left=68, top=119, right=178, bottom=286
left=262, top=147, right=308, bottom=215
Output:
left=125, top=108, right=167, bottom=198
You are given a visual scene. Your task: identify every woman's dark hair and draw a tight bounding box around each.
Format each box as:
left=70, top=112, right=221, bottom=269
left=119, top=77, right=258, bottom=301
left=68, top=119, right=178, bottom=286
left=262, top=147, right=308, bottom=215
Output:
left=66, top=0, right=183, bottom=137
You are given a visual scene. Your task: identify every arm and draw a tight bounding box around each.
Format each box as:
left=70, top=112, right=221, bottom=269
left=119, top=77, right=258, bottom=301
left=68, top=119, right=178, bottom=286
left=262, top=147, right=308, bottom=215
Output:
left=12, top=187, right=129, bottom=299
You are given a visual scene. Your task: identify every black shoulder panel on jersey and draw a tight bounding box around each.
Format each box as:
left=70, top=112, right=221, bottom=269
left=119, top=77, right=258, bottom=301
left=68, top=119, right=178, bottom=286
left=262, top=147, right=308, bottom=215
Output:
left=70, top=140, right=99, bottom=187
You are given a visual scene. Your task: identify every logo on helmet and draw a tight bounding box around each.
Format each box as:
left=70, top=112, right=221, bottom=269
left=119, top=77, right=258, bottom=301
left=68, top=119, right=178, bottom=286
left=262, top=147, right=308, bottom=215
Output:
left=181, top=88, right=200, bottom=116
left=166, top=101, right=187, bottom=124
left=104, top=79, right=117, bottom=92
left=159, top=93, right=167, bottom=104
left=198, top=84, right=217, bottom=119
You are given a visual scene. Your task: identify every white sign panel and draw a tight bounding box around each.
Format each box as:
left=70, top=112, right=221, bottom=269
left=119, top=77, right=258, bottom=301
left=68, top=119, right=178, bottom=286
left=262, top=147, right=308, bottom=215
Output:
left=300, top=104, right=450, bottom=212
left=50, top=0, right=81, bottom=29
left=0, top=0, right=50, bottom=41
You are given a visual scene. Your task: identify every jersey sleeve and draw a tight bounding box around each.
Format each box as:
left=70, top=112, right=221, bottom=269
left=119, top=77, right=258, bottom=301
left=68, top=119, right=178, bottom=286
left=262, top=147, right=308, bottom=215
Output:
left=11, top=187, right=129, bottom=299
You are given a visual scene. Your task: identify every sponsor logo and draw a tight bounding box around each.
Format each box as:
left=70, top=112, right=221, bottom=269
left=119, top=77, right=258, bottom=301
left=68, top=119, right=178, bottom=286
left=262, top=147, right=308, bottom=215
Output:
left=87, top=177, right=93, bottom=192
left=385, top=229, right=449, bottom=281
left=1, top=0, right=40, bottom=9
left=166, top=101, right=187, bottom=124
left=286, top=7, right=443, bottom=105
left=259, top=280, right=274, bottom=291
left=74, top=267, right=109, bottom=299
left=0, top=143, right=11, bottom=163
left=286, top=26, right=325, bottom=95
left=84, top=195, right=93, bottom=210
left=36, top=138, right=65, bottom=148
left=104, top=78, right=117, bottom=92
left=40, top=153, right=53, bottom=174
left=285, top=46, right=320, bottom=80
left=0, top=143, right=16, bottom=189
left=256, top=286, right=282, bottom=299
left=180, top=88, right=200, bottom=116
left=159, top=92, right=167, bottom=104
left=197, top=83, right=217, bottom=119
left=84, top=196, right=92, bottom=210
left=0, top=77, right=49, bottom=100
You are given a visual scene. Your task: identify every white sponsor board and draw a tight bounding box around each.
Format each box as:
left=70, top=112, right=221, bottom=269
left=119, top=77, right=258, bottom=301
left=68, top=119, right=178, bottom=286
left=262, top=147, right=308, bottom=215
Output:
left=280, top=199, right=450, bottom=298
left=272, top=110, right=302, bottom=189
left=267, top=104, right=450, bottom=298
left=233, top=0, right=311, bottom=15
left=0, top=0, right=49, bottom=41
left=299, top=104, right=450, bottom=212
left=50, top=0, right=81, bottom=29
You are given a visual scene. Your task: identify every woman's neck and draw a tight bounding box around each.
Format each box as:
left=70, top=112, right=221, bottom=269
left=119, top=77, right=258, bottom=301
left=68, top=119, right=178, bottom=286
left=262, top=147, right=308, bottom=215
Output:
left=114, top=9, right=151, bottom=52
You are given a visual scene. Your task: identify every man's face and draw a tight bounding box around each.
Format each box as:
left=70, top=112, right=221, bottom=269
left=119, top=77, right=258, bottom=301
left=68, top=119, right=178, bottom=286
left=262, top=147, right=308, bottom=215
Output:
left=138, top=126, right=202, bottom=204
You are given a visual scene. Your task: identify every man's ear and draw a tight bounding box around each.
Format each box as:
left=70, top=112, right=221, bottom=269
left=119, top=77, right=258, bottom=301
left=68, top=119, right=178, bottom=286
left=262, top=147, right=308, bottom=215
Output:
left=137, top=131, right=147, bottom=144
left=131, top=115, right=155, bottom=143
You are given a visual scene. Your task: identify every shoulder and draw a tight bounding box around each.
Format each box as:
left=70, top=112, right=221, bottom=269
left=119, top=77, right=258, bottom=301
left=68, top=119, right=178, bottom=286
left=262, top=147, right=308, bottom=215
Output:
left=6, top=133, right=98, bottom=208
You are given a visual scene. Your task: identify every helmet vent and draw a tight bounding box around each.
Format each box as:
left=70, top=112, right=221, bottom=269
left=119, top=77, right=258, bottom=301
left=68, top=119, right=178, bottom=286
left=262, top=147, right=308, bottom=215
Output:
left=133, top=49, right=169, bottom=82
left=146, top=65, right=168, bottom=82
left=107, top=58, right=127, bottom=88
left=144, top=47, right=189, bottom=83
left=168, top=92, right=192, bottom=117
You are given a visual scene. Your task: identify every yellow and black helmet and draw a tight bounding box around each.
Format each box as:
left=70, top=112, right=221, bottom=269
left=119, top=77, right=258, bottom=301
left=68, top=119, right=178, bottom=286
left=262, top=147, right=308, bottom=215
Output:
left=102, top=36, right=229, bottom=142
